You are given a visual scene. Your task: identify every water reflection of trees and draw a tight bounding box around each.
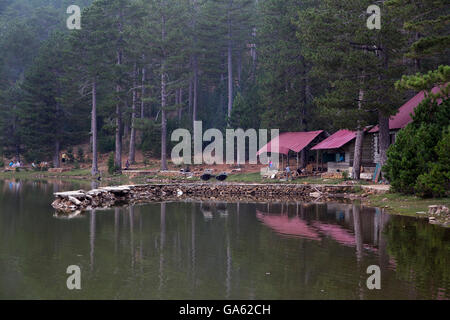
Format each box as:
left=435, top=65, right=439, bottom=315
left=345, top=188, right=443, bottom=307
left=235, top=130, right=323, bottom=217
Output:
left=2, top=181, right=449, bottom=299
left=72, top=201, right=448, bottom=299
left=384, top=217, right=450, bottom=299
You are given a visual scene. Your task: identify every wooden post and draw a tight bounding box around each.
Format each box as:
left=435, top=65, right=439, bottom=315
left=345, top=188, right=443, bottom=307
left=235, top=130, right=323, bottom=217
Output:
left=316, top=150, right=319, bottom=171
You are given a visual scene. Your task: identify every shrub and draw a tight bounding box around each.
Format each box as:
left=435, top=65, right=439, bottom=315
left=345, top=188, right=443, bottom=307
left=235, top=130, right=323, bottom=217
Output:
left=99, top=136, right=115, bottom=154
left=107, top=153, right=120, bottom=175
left=342, top=171, right=349, bottom=180
left=77, top=147, right=84, bottom=163
left=67, top=147, right=74, bottom=162
left=414, top=128, right=450, bottom=198
left=384, top=91, right=449, bottom=197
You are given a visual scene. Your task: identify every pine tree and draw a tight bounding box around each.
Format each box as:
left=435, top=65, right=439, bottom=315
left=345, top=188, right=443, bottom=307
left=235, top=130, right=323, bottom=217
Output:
left=297, top=0, right=406, bottom=177
left=19, top=32, right=88, bottom=165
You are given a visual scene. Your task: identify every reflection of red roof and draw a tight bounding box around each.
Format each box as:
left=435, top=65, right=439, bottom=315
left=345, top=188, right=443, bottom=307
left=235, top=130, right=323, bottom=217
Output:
left=310, top=130, right=355, bottom=150
left=312, top=222, right=356, bottom=247
left=370, top=86, right=443, bottom=133
left=256, top=211, right=321, bottom=240
left=257, top=131, right=324, bottom=156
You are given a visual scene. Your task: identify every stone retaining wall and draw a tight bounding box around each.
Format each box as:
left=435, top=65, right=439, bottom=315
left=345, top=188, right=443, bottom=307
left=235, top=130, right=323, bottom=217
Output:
left=52, top=183, right=359, bottom=212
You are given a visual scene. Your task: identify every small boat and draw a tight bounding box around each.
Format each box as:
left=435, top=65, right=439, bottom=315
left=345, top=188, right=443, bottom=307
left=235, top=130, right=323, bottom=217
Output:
left=215, top=172, right=228, bottom=181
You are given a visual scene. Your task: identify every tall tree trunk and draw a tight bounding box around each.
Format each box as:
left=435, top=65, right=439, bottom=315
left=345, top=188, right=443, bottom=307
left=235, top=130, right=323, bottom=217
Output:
left=161, top=15, right=168, bottom=171
left=12, top=105, right=20, bottom=161
left=91, top=79, right=98, bottom=176
left=54, top=100, right=61, bottom=168
left=219, top=73, right=224, bottom=113
left=188, top=74, right=193, bottom=116
left=300, top=149, right=307, bottom=168
left=352, top=87, right=365, bottom=180
left=54, top=140, right=60, bottom=168
left=114, top=8, right=124, bottom=171
left=140, top=59, right=146, bottom=119
left=114, top=67, right=123, bottom=171
left=378, top=44, right=390, bottom=167
left=129, top=63, right=138, bottom=164
left=302, top=57, right=310, bottom=130
left=115, top=98, right=122, bottom=170
left=227, top=18, right=233, bottom=120
left=378, top=112, right=390, bottom=166
left=251, top=27, right=256, bottom=80
left=237, top=50, right=242, bottom=86
left=192, top=55, right=198, bottom=128
left=178, top=87, right=183, bottom=122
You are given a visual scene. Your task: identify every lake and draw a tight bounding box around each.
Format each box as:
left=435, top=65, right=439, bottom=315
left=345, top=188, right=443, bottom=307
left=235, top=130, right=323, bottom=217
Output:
left=0, top=179, right=448, bottom=300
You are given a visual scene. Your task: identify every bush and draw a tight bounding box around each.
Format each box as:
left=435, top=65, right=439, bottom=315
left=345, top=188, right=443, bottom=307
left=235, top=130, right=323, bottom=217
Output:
left=73, top=160, right=80, bottom=170
left=67, top=147, right=74, bottom=163
left=99, top=136, right=115, bottom=154
left=140, top=123, right=161, bottom=157
left=414, top=129, right=450, bottom=198
left=107, top=153, right=120, bottom=175
left=342, top=171, right=349, bottom=180
left=77, top=147, right=84, bottom=163
left=0, top=159, right=4, bottom=167
left=384, top=91, right=449, bottom=197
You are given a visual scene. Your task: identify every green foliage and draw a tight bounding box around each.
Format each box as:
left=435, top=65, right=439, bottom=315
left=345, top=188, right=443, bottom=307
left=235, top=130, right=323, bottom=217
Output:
left=98, top=136, right=115, bottom=154
left=66, top=147, right=74, bottom=163
left=384, top=93, right=449, bottom=197
left=229, top=91, right=261, bottom=130
left=77, top=147, right=84, bottom=163
left=342, top=171, right=349, bottom=180
left=387, top=0, right=449, bottom=62
left=396, top=65, right=450, bottom=92
left=107, top=153, right=116, bottom=175
left=0, top=0, right=447, bottom=177
left=296, top=0, right=406, bottom=131
left=415, top=128, right=450, bottom=197
left=140, top=121, right=161, bottom=157
left=257, top=0, right=313, bottom=131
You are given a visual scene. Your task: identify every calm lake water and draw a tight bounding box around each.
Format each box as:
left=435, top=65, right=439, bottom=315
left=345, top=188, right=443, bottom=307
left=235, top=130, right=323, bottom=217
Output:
left=0, top=179, right=449, bottom=300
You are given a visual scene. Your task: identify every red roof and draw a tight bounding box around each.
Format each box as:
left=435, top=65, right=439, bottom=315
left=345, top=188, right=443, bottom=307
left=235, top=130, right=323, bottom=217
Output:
left=310, top=129, right=356, bottom=150
left=256, top=130, right=324, bottom=155
left=370, top=86, right=442, bottom=133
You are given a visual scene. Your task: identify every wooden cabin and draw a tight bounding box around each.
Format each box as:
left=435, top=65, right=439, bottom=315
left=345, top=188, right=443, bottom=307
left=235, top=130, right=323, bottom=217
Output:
left=369, top=86, right=443, bottom=164
left=311, top=129, right=376, bottom=177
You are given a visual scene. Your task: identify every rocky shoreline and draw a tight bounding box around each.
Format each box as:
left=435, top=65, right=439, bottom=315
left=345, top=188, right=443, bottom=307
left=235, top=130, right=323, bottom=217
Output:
left=52, top=183, right=364, bottom=212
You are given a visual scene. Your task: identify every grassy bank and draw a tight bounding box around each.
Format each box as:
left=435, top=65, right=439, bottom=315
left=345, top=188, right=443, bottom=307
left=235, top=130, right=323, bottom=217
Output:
left=2, top=168, right=448, bottom=219
left=363, top=193, right=450, bottom=217
left=0, top=168, right=130, bottom=185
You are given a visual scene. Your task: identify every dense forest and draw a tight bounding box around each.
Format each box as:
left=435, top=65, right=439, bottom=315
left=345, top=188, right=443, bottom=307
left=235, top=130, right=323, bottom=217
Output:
left=0, top=0, right=448, bottom=177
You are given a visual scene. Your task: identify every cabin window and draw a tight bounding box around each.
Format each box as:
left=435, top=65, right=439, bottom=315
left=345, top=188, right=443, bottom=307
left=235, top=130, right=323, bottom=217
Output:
left=336, top=153, right=345, bottom=162
left=390, top=133, right=396, bottom=145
